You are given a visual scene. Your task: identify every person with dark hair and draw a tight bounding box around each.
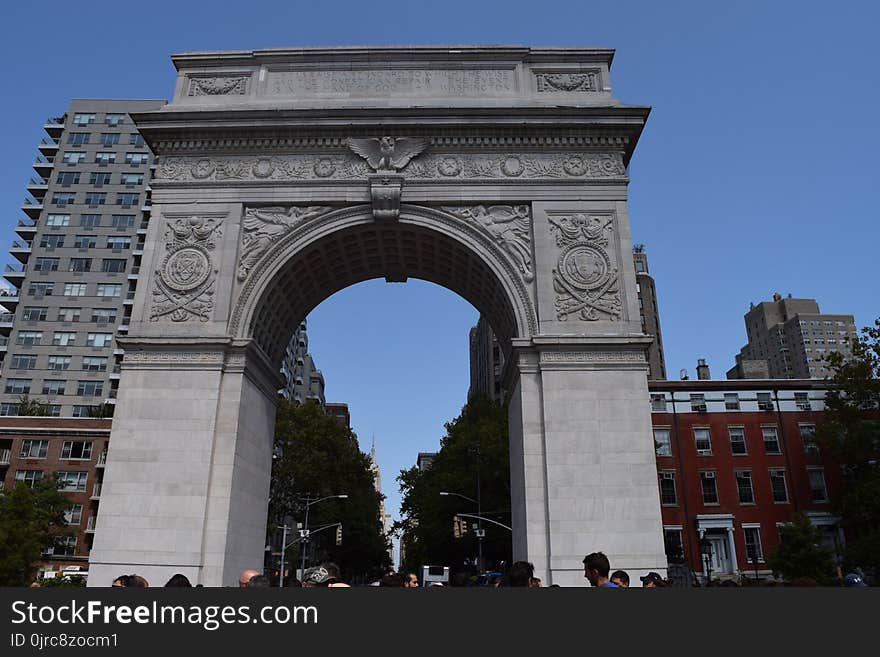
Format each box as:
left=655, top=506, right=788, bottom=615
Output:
left=164, top=573, right=192, bottom=587
left=247, top=575, right=270, bottom=588
left=112, top=575, right=135, bottom=587
left=402, top=572, right=419, bottom=588
left=610, top=570, right=630, bottom=588
left=583, top=552, right=618, bottom=588
left=640, top=572, right=667, bottom=588
left=502, top=561, right=535, bottom=587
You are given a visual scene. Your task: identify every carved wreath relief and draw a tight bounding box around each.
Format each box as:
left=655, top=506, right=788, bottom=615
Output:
left=151, top=216, right=223, bottom=322
left=441, top=205, right=533, bottom=282
left=548, top=214, right=621, bottom=322
left=238, top=206, right=332, bottom=281
left=187, top=76, right=249, bottom=96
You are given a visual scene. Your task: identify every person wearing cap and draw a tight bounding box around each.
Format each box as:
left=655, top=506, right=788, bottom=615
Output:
left=640, top=572, right=667, bottom=588
left=843, top=573, right=867, bottom=587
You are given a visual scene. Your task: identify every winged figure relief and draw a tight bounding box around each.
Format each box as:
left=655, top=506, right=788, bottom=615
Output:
left=345, top=137, right=430, bottom=172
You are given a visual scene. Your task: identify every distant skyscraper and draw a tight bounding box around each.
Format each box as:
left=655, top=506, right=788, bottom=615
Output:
left=279, top=319, right=325, bottom=405
left=728, top=293, right=858, bottom=379
left=633, top=246, right=667, bottom=380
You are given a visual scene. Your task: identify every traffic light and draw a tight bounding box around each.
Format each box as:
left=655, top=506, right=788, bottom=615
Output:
left=453, top=515, right=461, bottom=538
left=335, top=525, right=343, bottom=546
left=460, top=517, right=468, bottom=536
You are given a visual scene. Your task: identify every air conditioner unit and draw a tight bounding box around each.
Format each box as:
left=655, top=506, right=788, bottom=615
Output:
left=697, top=449, right=712, bottom=456
left=695, top=404, right=708, bottom=412
left=661, top=472, right=675, bottom=480
left=758, top=402, right=774, bottom=411
left=703, top=471, right=715, bottom=478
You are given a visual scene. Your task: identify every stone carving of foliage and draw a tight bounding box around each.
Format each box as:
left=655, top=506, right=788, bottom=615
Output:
left=441, top=205, right=534, bottom=282
left=188, top=76, right=248, bottom=96
left=535, top=72, right=599, bottom=93
left=238, top=206, right=333, bottom=281
left=151, top=216, right=224, bottom=322
left=548, top=214, right=621, bottom=322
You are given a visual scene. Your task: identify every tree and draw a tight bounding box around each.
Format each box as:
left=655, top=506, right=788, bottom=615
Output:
left=0, top=477, right=73, bottom=586
left=87, top=402, right=115, bottom=419
left=270, top=400, right=391, bottom=582
left=818, top=319, right=880, bottom=574
left=15, top=395, right=50, bottom=417
left=767, top=512, right=836, bottom=584
left=396, top=394, right=511, bottom=577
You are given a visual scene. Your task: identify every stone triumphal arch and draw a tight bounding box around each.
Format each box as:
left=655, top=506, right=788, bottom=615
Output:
left=88, top=47, right=667, bottom=587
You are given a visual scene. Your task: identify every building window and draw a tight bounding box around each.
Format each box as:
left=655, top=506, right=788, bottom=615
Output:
left=56, top=172, right=80, bottom=186
left=73, top=113, right=96, bottom=125
left=39, top=235, right=64, bottom=249
left=61, top=440, right=93, bottom=460
left=762, top=427, right=781, bottom=454
left=700, top=472, right=719, bottom=505
left=659, top=472, right=677, bottom=505
left=100, top=133, right=120, bottom=146
left=800, top=424, right=818, bottom=454
left=654, top=428, right=672, bottom=456
left=757, top=392, right=774, bottom=411
left=56, top=471, right=88, bottom=492
left=42, top=380, right=66, bottom=395
left=663, top=528, right=685, bottom=563
left=79, top=214, right=101, bottom=227
left=22, top=306, right=48, bottom=322
left=769, top=469, right=788, bottom=503
left=52, top=192, right=76, bottom=205
left=95, top=152, right=116, bottom=164
left=48, top=355, right=72, bottom=371
left=76, top=380, right=104, bottom=397
left=111, top=214, right=135, bottom=228
left=91, top=308, right=117, bottom=324
left=19, top=440, right=49, bottom=459
left=101, top=259, right=127, bottom=273
left=96, top=284, right=121, bottom=298
left=49, top=535, right=77, bottom=557
left=808, top=468, right=828, bottom=502
left=690, top=394, right=706, bottom=412
left=0, top=403, right=19, bottom=416
left=62, top=152, right=86, bottom=164
left=728, top=426, right=747, bottom=455
left=16, top=331, right=43, bottom=346
left=68, top=132, right=90, bottom=145
left=650, top=394, right=667, bottom=412
left=82, top=356, right=108, bottom=371
left=106, top=236, right=131, bottom=249
left=28, top=282, right=54, bottom=297
left=74, top=235, right=97, bottom=248
left=46, top=214, right=71, bottom=227
left=57, top=307, right=81, bottom=323
left=5, top=378, right=32, bottom=394
left=124, top=152, right=149, bottom=165
left=736, top=470, right=755, bottom=504
left=63, top=283, right=88, bottom=297
left=64, top=504, right=84, bottom=526
left=89, top=172, right=112, bottom=186
left=724, top=393, right=740, bottom=410
left=14, top=470, right=44, bottom=488
left=86, top=333, right=113, bottom=347
left=116, top=193, right=139, bottom=206
left=129, top=134, right=145, bottom=146
left=10, top=354, right=37, bottom=370
left=72, top=405, right=98, bottom=418
left=33, top=257, right=60, bottom=272
left=794, top=392, right=811, bottom=411
left=52, top=331, right=77, bottom=346
left=105, top=113, right=125, bottom=126
left=84, top=192, right=107, bottom=205
left=69, top=258, right=92, bottom=272
left=694, top=428, right=712, bottom=454
left=46, top=404, right=62, bottom=417
left=743, top=526, right=764, bottom=563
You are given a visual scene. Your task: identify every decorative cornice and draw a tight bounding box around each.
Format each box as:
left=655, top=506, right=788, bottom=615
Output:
left=188, top=75, right=249, bottom=96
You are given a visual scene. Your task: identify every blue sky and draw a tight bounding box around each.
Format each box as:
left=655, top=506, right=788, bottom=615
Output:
left=1, top=1, right=878, bottom=543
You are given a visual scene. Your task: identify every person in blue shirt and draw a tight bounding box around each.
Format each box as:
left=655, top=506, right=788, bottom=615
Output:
left=583, top=552, right=619, bottom=588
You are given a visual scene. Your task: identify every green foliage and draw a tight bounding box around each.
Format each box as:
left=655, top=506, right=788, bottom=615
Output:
left=0, top=477, right=73, bottom=586
left=818, top=319, right=880, bottom=573
left=270, top=400, right=391, bottom=582
left=396, top=395, right=511, bottom=575
left=39, top=574, right=86, bottom=588
left=87, top=402, right=115, bottom=419
left=15, top=395, right=50, bottom=417
left=767, top=513, right=836, bottom=584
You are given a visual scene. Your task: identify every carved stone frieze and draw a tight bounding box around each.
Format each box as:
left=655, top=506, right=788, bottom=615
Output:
left=440, top=205, right=533, bottom=282
left=548, top=214, right=621, bottom=322
left=150, top=216, right=224, bottom=322
left=238, top=206, right=333, bottom=281
left=156, top=152, right=625, bottom=183
left=535, top=72, right=600, bottom=93
left=188, top=76, right=249, bottom=96
left=346, top=137, right=430, bottom=172
left=541, top=351, right=644, bottom=363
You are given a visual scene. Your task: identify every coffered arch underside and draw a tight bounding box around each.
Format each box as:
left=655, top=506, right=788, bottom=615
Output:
left=231, top=204, right=537, bottom=365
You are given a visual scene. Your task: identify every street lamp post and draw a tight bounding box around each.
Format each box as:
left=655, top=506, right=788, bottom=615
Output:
left=440, top=490, right=483, bottom=573
left=288, top=493, right=348, bottom=587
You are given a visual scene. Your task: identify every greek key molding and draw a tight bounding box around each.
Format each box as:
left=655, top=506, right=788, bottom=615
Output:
left=440, top=205, right=533, bottom=282
left=535, top=71, right=600, bottom=93
left=123, top=350, right=226, bottom=366
left=541, top=351, right=644, bottom=363
left=150, top=215, right=224, bottom=322
left=548, top=213, right=621, bottom=322
left=188, top=76, right=249, bottom=96
left=238, top=206, right=334, bottom=281
left=156, top=152, right=625, bottom=183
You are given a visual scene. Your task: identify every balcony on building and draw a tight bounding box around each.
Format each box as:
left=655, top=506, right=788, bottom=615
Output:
left=0, top=312, right=14, bottom=331
left=0, top=287, right=20, bottom=310
left=136, top=220, right=149, bottom=236
left=21, top=198, right=43, bottom=220
left=43, top=117, right=64, bottom=139
left=109, top=364, right=121, bottom=380
left=37, top=137, right=60, bottom=156
left=96, top=450, right=107, bottom=468
left=25, top=177, right=49, bottom=200
left=0, top=448, right=10, bottom=466
left=9, top=240, right=32, bottom=264
left=33, top=155, right=55, bottom=175
left=123, top=291, right=135, bottom=306
left=90, top=482, right=102, bottom=501
left=15, top=219, right=37, bottom=241
left=3, top=263, right=25, bottom=288
left=0, top=336, right=9, bottom=352
left=126, top=265, right=140, bottom=280
left=85, top=517, right=96, bottom=533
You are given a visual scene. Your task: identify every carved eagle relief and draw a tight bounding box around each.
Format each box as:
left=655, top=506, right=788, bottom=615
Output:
left=345, top=137, right=429, bottom=171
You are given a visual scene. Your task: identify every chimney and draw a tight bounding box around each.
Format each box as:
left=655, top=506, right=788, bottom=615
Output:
left=696, top=359, right=711, bottom=380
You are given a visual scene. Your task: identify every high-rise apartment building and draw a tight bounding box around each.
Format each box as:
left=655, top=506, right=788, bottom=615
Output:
left=633, top=246, right=667, bottom=380
left=1, top=100, right=164, bottom=417
left=728, top=293, right=858, bottom=380
left=279, top=319, right=325, bottom=406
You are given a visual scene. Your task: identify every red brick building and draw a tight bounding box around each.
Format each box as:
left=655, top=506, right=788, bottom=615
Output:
left=650, top=379, right=842, bottom=582
left=0, top=417, right=111, bottom=581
